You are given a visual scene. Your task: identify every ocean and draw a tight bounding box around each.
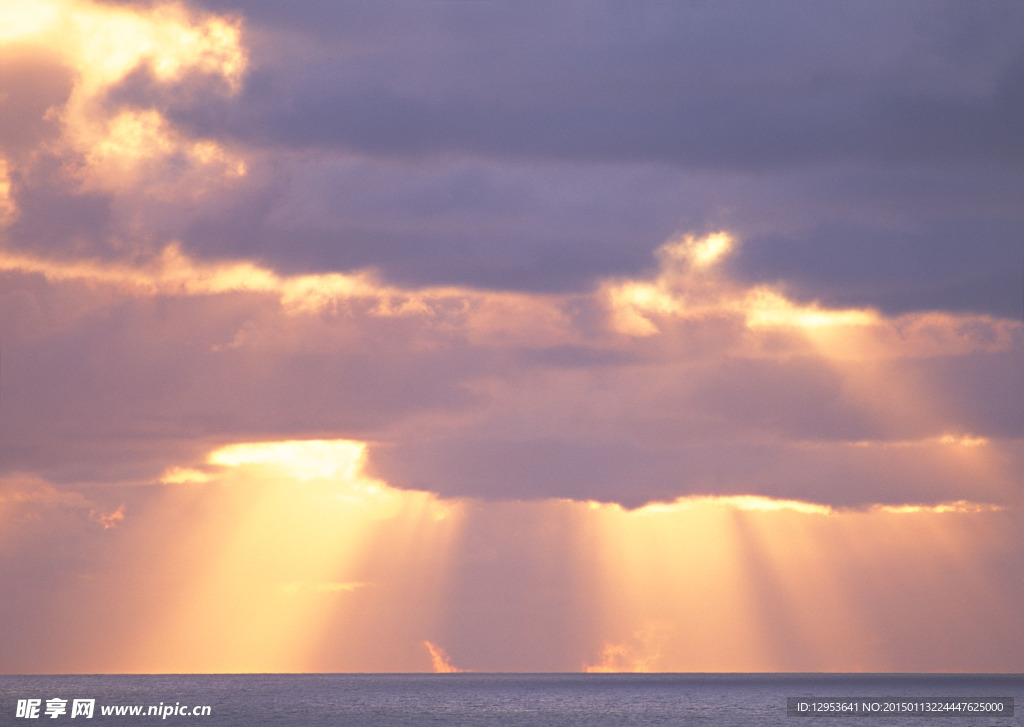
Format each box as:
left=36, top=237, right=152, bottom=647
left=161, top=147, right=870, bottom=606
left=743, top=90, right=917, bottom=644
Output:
left=1, top=673, right=1020, bottom=727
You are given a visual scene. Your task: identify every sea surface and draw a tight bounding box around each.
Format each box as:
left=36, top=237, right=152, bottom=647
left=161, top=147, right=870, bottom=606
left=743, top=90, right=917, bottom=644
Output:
left=1, top=673, right=1020, bottom=727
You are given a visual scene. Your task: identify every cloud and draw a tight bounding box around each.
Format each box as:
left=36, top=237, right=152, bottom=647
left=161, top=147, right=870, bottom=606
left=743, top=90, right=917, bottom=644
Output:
left=170, top=1, right=1024, bottom=168
left=58, top=1, right=1016, bottom=318
left=584, top=625, right=667, bottom=673
left=0, top=0, right=248, bottom=267
left=8, top=2, right=1020, bottom=317
left=423, top=641, right=462, bottom=674
left=0, top=0, right=1018, bottom=520
left=3, top=231, right=1018, bottom=509
left=726, top=217, right=1024, bottom=318
left=2, top=0, right=1022, bottom=676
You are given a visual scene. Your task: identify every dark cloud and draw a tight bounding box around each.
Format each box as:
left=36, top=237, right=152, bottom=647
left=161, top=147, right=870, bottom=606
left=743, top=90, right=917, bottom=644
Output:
left=82, top=0, right=1024, bottom=317
left=913, top=348, right=1024, bottom=438
left=727, top=217, right=1024, bottom=318
left=366, top=435, right=1018, bottom=510
left=176, top=158, right=681, bottom=290
left=363, top=348, right=1023, bottom=509
left=2, top=0, right=1021, bottom=511
left=3, top=170, right=118, bottom=259
left=166, top=1, right=1024, bottom=170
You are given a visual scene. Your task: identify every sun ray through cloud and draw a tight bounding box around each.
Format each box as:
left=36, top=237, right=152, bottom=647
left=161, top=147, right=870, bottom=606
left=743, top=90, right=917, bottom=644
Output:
left=1, top=0, right=1022, bottom=677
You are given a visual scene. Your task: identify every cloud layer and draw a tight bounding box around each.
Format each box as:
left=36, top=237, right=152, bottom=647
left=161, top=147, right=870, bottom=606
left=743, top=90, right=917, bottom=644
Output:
left=3, top=231, right=1019, bottom=509
left=1, top=0, right=1022, bottom=674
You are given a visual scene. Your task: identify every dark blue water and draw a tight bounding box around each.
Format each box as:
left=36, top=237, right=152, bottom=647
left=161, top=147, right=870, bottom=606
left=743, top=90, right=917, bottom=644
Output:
left=1, top=674, right=1020, bottom=727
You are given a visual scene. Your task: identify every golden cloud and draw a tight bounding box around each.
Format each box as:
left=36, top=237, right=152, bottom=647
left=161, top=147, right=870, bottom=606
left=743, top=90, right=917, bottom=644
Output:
left=0, top=0, right=247, bottom=197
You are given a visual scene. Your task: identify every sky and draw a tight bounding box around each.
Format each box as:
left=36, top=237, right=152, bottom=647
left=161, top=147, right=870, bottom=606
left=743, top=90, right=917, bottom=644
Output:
left=0, top=0, right=1022, bottom=674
